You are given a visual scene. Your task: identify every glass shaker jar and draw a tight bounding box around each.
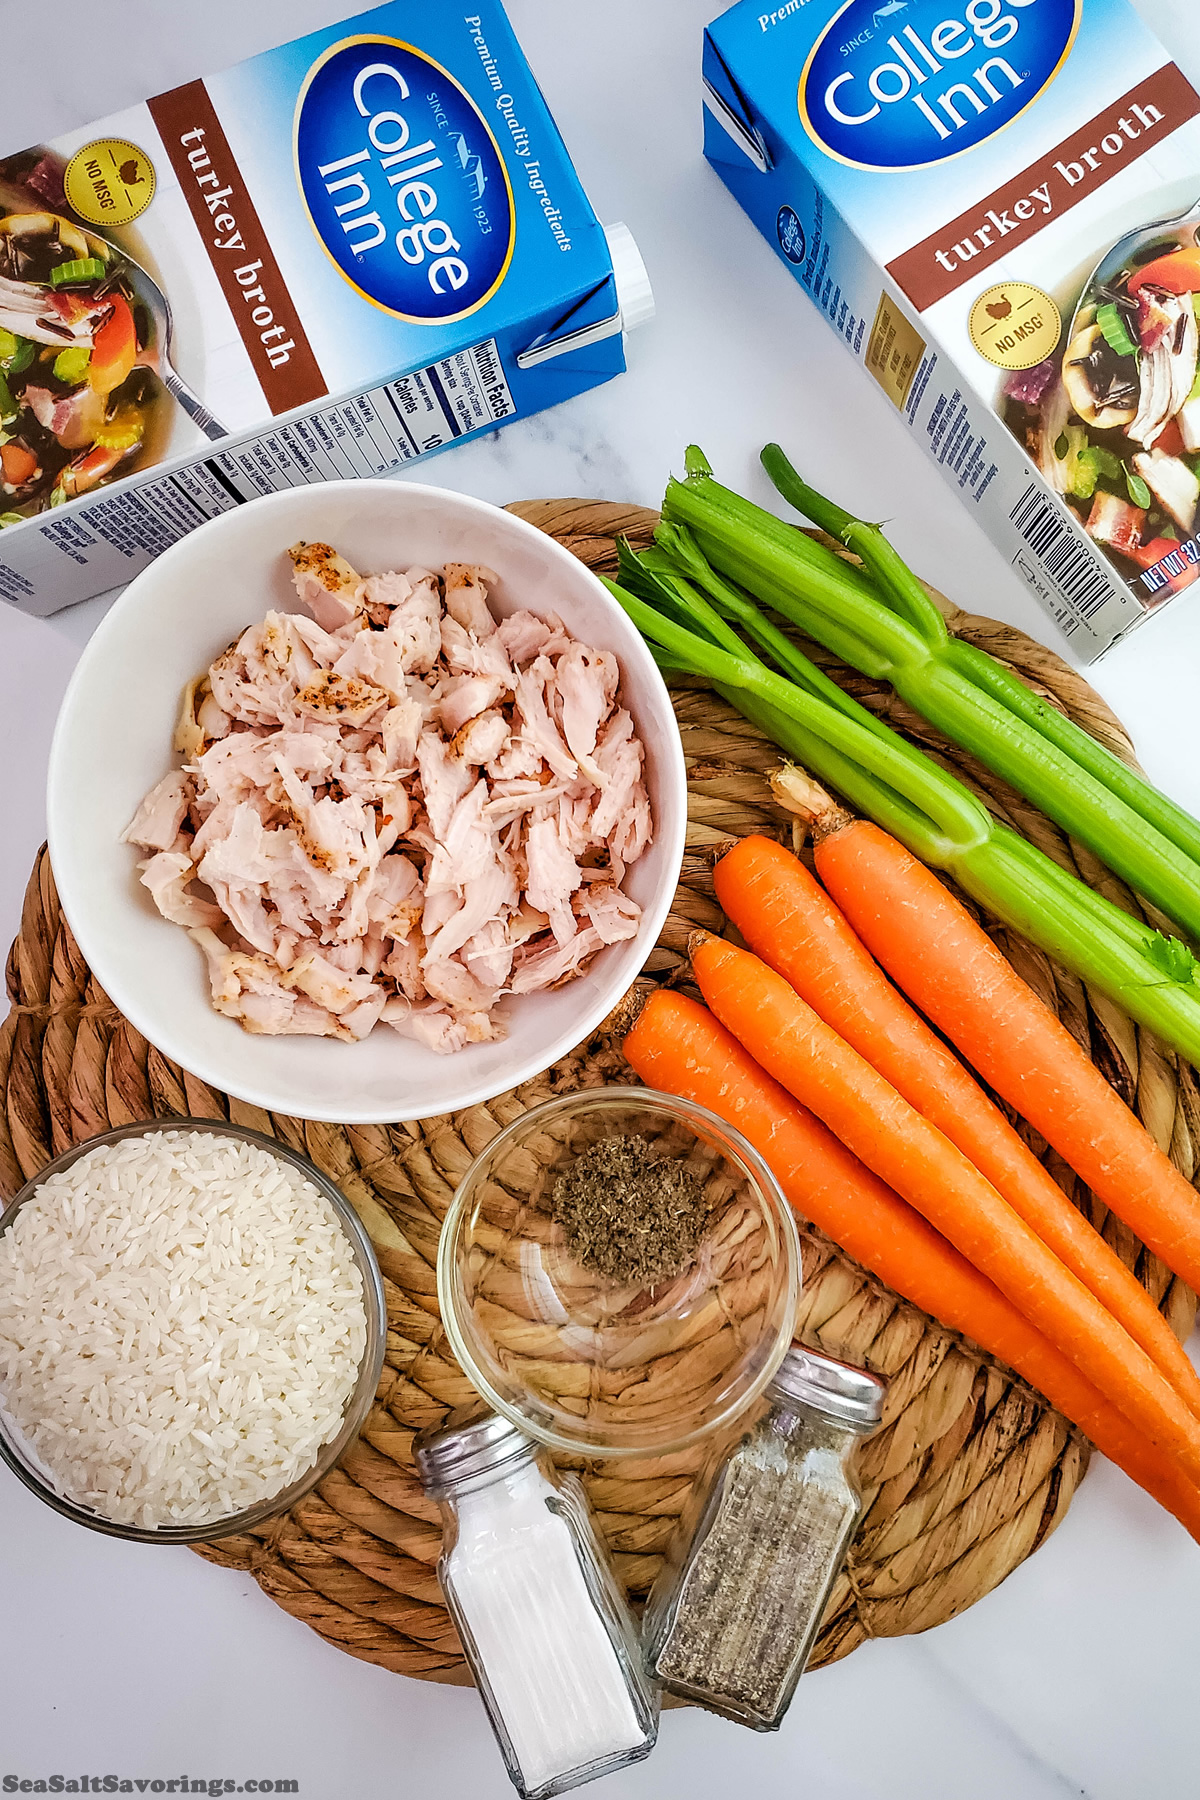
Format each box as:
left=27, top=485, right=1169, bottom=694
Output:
left=643, top=1345, right=886, bottom=1730
left=414, top=1409, right=658, bottom=1799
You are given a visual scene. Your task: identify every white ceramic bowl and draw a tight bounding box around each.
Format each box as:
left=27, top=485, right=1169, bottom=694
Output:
left=47, top=480, right=686, bottom=1123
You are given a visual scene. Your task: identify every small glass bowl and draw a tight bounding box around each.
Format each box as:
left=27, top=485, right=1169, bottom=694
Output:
left=438, top=1088, right=801, bottom=1459
left=0, top=1119, right=386, bottom=1544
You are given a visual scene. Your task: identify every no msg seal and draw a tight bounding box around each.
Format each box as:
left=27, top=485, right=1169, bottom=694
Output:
left=969, top=282, right=1061, bottom=373
left=64, top=139, right=156, bottom=227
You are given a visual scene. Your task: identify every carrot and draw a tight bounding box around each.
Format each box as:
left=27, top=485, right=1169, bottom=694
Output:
left=0, top=443, right=37, bottom=487
left=811, top=817, right=1200, bottom=1296
left=689, top=930, right=1200, bottom=1485
left=713, top=834, right=1200, bottom=1417
left=624, top=989, right=1200, bottom=1538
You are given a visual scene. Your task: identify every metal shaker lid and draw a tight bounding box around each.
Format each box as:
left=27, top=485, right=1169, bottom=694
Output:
left=413, top=1406, right=539, bottom=1497
left=766, top=1346, right=887, bottom=1430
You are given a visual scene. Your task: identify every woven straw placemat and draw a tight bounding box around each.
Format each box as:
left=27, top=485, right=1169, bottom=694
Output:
left=2, top=497, right=1196, bottom=1684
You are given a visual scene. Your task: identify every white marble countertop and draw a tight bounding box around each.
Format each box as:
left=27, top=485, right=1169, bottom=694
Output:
left=2, top=0, right=1199, bottom=1794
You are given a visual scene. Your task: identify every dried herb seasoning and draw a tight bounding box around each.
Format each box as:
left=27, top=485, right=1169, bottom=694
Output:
left=550, top=1134, right=710, bottom=1285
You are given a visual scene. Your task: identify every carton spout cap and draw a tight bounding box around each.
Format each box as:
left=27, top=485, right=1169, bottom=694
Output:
left=605, top=222, right=655, bottom=334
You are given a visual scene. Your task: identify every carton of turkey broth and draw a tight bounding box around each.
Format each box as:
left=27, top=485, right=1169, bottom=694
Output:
left=704, top=0, right=1200, bottom=658
left=0, top=1, right=652, bottom=614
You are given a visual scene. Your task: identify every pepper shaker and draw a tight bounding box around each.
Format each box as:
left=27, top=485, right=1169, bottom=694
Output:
left=415, top=1410, right=658, bottom=1798
left=642, top=1346, right=886, bottom=1730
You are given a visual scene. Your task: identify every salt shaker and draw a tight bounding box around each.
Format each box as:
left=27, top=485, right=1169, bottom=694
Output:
left=414, top=1410, right=658, bottom=1799
left=642, top=1346, right=886, bottom=1730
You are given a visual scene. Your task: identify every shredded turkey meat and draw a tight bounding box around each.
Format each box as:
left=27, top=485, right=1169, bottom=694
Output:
left=123, top=544, right=653, bottom=1051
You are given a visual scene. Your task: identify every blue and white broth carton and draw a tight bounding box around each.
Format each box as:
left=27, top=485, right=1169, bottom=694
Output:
left=0, top=0, right=652, bottom=614
left=704, top=0, right=1200, bottom=658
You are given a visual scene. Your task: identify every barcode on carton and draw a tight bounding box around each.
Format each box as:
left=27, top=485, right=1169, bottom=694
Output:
left=1010, top=486, right=1115, bottom=623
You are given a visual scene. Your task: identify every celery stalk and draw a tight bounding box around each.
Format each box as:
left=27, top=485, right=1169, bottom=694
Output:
left=602, top=577, right=985, bottom=847
left=944, top=632, right=1200, bottom=872
left=660, top=448, right=1200, bottom=945
left=759, top=442, right=950, bottom=642
left=720, top=683, right=959, bottom=862
left=609, top=571, right=1200, bottom=1067
left=643, top=526, right=898, bottom=743
left=762, top=442, right=1200, bottom=881
left=662, top=473, right=914, bottom=679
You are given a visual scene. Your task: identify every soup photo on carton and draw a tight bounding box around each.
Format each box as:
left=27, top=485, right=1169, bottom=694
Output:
left=704, top=0, right=1200, bottom=659
left=0, top=0, right=652, bottom=617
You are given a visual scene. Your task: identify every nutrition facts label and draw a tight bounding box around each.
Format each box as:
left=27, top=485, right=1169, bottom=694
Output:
left=0, top=339, right=516, bottom=614
left=210, top=339, right=515, bottom=499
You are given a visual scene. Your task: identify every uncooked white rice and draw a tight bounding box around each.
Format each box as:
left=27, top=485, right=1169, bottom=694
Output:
left=0, top=1130, right=368, bottom=1529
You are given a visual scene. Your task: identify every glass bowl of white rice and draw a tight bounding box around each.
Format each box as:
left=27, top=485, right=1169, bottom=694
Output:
left=0, top=1120, right=386, bottom=1543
